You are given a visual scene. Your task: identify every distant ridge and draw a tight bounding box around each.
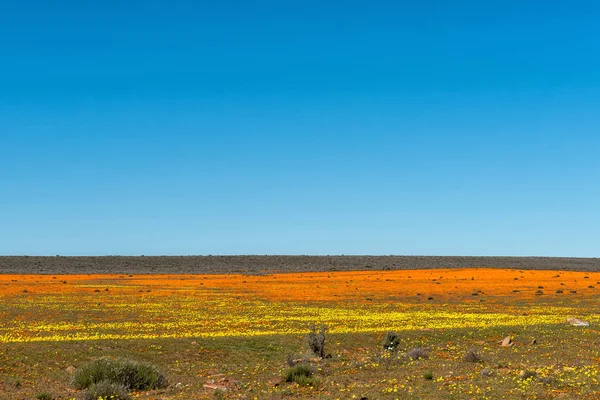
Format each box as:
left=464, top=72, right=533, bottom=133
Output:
left=0, top=255, right=598, bottom=274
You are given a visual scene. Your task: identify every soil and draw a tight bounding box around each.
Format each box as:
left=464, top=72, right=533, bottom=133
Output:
left=0, top=255, right=599, bottom=274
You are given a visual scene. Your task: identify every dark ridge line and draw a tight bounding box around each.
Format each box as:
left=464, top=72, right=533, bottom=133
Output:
left=1, top=255, right=599, bottom=274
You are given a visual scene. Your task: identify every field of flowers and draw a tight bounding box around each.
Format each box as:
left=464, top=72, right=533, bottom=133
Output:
left=1, top=268, right=600, bottom=399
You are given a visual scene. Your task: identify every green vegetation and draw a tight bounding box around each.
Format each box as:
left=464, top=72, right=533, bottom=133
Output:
left=382, top=331, right=400, bottom=352
left=72, top=357, right=167, bottom=391
left=284, top=364, right=315, bottom=386
left=81, top=381, right=132, bottom=400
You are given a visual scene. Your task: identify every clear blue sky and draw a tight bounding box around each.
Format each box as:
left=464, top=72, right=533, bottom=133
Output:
left=1, top=1, right=599, bottom=256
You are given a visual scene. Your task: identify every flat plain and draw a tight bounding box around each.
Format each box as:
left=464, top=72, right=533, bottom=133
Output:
left=1, top=257, right=600, bottom=399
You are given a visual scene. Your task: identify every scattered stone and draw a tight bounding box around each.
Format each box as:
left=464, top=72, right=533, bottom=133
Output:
left=66, top=365, right=76, bottom=374
left=530, top=338, right=537, bottom=345
left=567, top=317, right=590, bottom=327
left=499, top=336, right=513, bottom=347
left=203, top=383, right=227, bottom=391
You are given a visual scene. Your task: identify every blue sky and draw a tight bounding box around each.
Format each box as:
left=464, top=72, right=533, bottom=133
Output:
left=1, top=1, right=599, bottom=256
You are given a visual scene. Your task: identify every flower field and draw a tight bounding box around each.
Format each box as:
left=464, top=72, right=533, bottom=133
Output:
left=1, top=268, right=600, bottom=399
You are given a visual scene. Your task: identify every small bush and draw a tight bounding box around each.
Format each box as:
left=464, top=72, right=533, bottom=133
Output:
left=406, top=347, right=429, bottom=360
left=292, top=374, right=316, bottom=386
left=519, top=370, right=538, bottom=380
left=423, top=371, right=433, bottom=380
left=72, top=357, right=168, bottom=391
left=36, top=393, right=53, bottom=400
left=284, top=364, right=314, bottom=386
left=382, top=331, right=400, bottom=352
left=286, top=354, right=297, bottom=367
left=307, top=324, right=326, bottom=358
left=81, top=380, right=131, bottom=400
left=463, top=349, right=483, bottom=363
left=539, top=376, right=554, bottom=384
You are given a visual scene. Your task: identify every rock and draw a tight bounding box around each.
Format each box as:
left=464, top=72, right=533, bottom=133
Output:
left=499, top=336, right=513, bottom=347
left=566, top=317, right=590, bottom=327
left=66, top=365, right=76, bottom=374
left=203, top=383, right=228, bottom=391
left=530, top=338, right=537, bottom=345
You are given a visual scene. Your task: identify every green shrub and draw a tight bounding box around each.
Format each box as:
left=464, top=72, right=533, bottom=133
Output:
left=382, top=331, right=400, bottom=352
left=81, top=380, right=131, bottom=400
left=292, top=374, right=316, bottom=386
left=72, top=357, right=168, bottom=391
left=307, top=324, right=326, bottom=358
left=423, top=371, right=433, bottom=380
left=36, top=393, right=53, bottom=400
left=284, top=364, right=314, bottom=386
